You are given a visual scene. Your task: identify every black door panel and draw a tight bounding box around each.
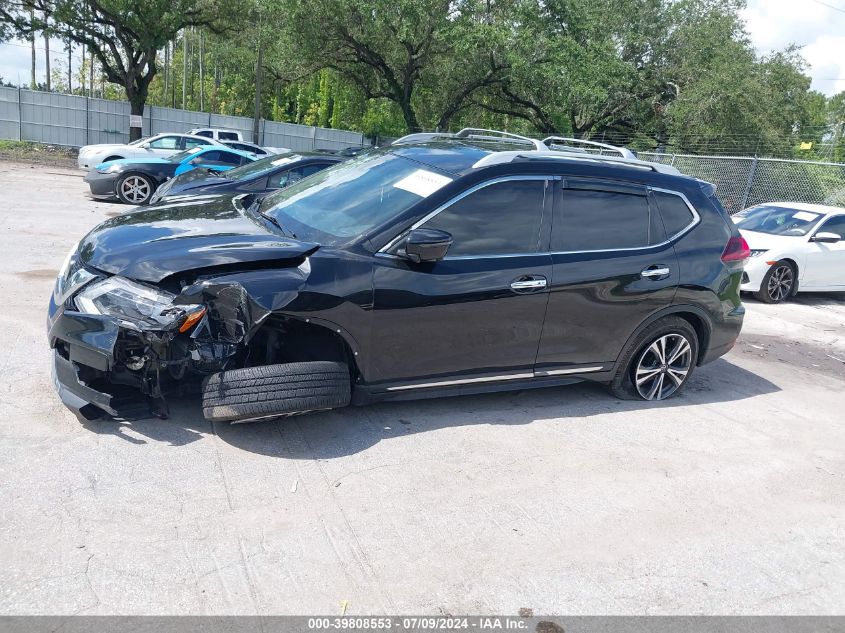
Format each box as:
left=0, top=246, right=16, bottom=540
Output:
left=370, top=254, right=552, bottom=383
left=536, top=181, right=679, bottom=369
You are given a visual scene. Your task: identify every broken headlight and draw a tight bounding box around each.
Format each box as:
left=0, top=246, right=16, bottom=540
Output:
left=74, top=277, right=204, bottom=331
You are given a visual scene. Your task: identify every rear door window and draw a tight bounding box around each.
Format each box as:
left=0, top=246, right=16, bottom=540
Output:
left=420, top=179, right=546, bottom=257
left=184, top=137, right=211, bottom=149
left=554, top=184, right=662, bottom=251
left=218, top=131, right=240, bottom=141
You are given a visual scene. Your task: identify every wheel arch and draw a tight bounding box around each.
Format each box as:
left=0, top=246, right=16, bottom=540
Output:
left=246, top=315, right=364, bottom=383
left=779, top=257, right=800, bottom=295
left=614, top=305, right=713, bottom=370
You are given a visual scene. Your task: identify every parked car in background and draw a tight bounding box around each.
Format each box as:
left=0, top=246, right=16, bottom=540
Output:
left=735, top=202, right=845, bottom=302
left=187, top=127, right=243, bottom=142
left=221, top=140, right=290, bottom=156
left=85, top=145, right=258, bottom=205
left=77, top=133, right=220, bottom=170
left=150, top=151, right=345, bottom=204
left=50, top=129, right=748, bottom=424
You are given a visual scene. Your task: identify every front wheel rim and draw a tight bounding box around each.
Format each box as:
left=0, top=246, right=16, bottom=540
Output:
left=767, top=265, right=793, bottom=302
left=634, top=333, right=693, bottom=401
left=120, top=176, right=150, bottom=203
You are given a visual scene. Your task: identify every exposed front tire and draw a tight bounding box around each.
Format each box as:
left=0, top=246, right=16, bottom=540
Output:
left=202, top=361, right=351, bottom=423
left=608, top=316, right=699, bottom=401
left=753, top=260, right=795, bottom=304
left=115, top=173, right=155, bottom=205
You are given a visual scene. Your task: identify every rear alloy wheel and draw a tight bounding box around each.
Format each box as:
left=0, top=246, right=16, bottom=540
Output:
left=116, top=173, right=155, bottom=205
left=633, top=333, right=693, bottom=400
left=608, top=316, right=699, bottom=401
left=754, top=261, right=795, bottom=304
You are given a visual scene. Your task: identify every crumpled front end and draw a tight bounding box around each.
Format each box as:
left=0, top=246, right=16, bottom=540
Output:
left=48, top=242, right=310, bottom=421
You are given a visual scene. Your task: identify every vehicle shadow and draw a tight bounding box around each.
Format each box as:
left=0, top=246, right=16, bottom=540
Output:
left=79, top=357, right=781, bottom=458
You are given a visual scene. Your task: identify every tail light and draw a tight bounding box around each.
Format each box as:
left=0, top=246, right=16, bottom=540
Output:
left=721, top=235, right=750, bottom=263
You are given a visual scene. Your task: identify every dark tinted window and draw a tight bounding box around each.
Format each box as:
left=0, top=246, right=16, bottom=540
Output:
left=195, top=130, right=212, bottom=138
left=653, top=191, right=696, bottom=237
left=555, top=189, right=656, bottom=251
left=421, top=179, right=545, bottom=256
left=817, top=215, right=845, bottom=238
left=217, top=151, right=244, bottom=166
left=198, top=150, right=222, bottom=162
left=269, top=163, right=331, bottom=188
left=219, top=131, right=240, bottom=141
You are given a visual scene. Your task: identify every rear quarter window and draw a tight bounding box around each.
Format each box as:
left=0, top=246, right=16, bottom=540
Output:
left=653, top=191, right=696, bottom=237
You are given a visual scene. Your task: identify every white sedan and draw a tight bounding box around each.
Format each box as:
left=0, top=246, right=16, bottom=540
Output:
left=76, top=133, right=222, bottom=170
left=736, top=202, right=845, bottom=303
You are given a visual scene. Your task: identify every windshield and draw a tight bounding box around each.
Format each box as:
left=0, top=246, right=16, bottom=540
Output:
left=262, top=150, right=454, bottom=245
left=167, top=146, right=206, bottom=163
left=733, top=205, right=825, bottom=236
left=127, top=137, right=149, bottom=147
left=223, top=153, right=303, bottom=180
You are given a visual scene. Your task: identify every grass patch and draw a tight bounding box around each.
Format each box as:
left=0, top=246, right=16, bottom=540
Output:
left=0, top=139, right=78, bottom=167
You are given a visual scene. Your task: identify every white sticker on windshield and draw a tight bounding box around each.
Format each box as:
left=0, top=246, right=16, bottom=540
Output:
left=393, top=169, right=452, bottom=198
left=271, top=156, right=297, bottom=167
left=793, top=211, right=820, bottom=222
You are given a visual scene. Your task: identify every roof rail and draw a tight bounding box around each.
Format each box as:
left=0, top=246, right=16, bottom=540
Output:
left=472, top=150, right=682, bottom=175
left=542, top=136, right=636, bottom=159
left=454, top=128, right=547, bottom=151
left=392, top=132, right=454, bottom=145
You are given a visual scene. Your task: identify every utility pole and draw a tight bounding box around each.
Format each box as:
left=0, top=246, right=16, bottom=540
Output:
left=29, top=8, right=36, bottom=89
left=199, top=30, right=204, bottom=111
left=182, top=30, right=187, bottom=110
left=43, top=11, right=50, bottom=92
left=163, top=42, right=169, bottom=107
left=253, top=43, right=263, bottom=144
left=66, top=38, right=71, bottom=93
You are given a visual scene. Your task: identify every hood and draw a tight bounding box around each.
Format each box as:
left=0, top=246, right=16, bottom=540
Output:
left=78, top=195, right=319, bottom=283
left=739, top=228, right=806, bottom=251
left=81, top=143, right=125, bottom=154
left=98, top=157, right=170, bottom=169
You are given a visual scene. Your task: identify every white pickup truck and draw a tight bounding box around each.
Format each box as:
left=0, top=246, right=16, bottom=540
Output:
left=187, top=127, right=244, bottom=142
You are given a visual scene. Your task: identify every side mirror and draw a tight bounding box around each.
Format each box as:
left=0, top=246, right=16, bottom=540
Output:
left=811, top=232, right=841, bottom=244
left=140, top=141, right=151, bottom=149
left=403, top=228, right=452, bottom=263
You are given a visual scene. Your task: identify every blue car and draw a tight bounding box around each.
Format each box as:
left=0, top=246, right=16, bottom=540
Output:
left=84, top=145, right=258, bottom=205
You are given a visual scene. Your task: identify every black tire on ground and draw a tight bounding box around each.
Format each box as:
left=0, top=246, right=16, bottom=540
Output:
left=607, top=316, right=699, bottom=401
left=753, top=260, right=796, bottom=304
left=202, top=361, right=351, bottom=423
left=115, top=172, right=156, bottom=205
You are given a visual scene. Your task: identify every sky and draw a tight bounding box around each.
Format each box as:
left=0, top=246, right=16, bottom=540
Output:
left=1, top=0, right=844, bottom=97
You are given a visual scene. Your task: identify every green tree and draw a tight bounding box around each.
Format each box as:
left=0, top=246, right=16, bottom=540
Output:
left=0, top=0, right=241, bottom=139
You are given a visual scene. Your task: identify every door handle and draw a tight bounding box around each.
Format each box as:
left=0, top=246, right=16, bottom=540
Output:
left=510, top=276, right=547, bottom=292
left=641, top=265, right=671, bottom=279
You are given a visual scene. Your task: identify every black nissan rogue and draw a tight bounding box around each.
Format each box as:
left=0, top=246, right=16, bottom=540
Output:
left=48, top=129, right=749, bottom=422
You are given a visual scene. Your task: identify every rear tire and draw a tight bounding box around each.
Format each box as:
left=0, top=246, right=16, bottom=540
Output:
left=753, top=260, right=795, bottom=304
left=202, top=361, right=351, bottom=423
left=607, top=316, right=699, bottom=401
left=115, top=172, right=155, bottom=205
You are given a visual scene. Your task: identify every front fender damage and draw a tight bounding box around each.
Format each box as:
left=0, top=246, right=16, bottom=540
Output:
left=55, top=260, right=312, bottom=420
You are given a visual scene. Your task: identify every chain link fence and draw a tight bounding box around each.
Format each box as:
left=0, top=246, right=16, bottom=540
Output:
left=639, top=152, right=845, bottom=214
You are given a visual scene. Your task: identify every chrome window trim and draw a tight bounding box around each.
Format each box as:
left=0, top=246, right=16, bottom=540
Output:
left=547, top=185, right=701, bottom=256
left=378, top=175, right=556, bottom=255
left=376, top=181, right=701, bottom=260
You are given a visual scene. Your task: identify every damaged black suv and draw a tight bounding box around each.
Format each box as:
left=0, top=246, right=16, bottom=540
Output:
left=48, top=129, right=748, bottom=423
